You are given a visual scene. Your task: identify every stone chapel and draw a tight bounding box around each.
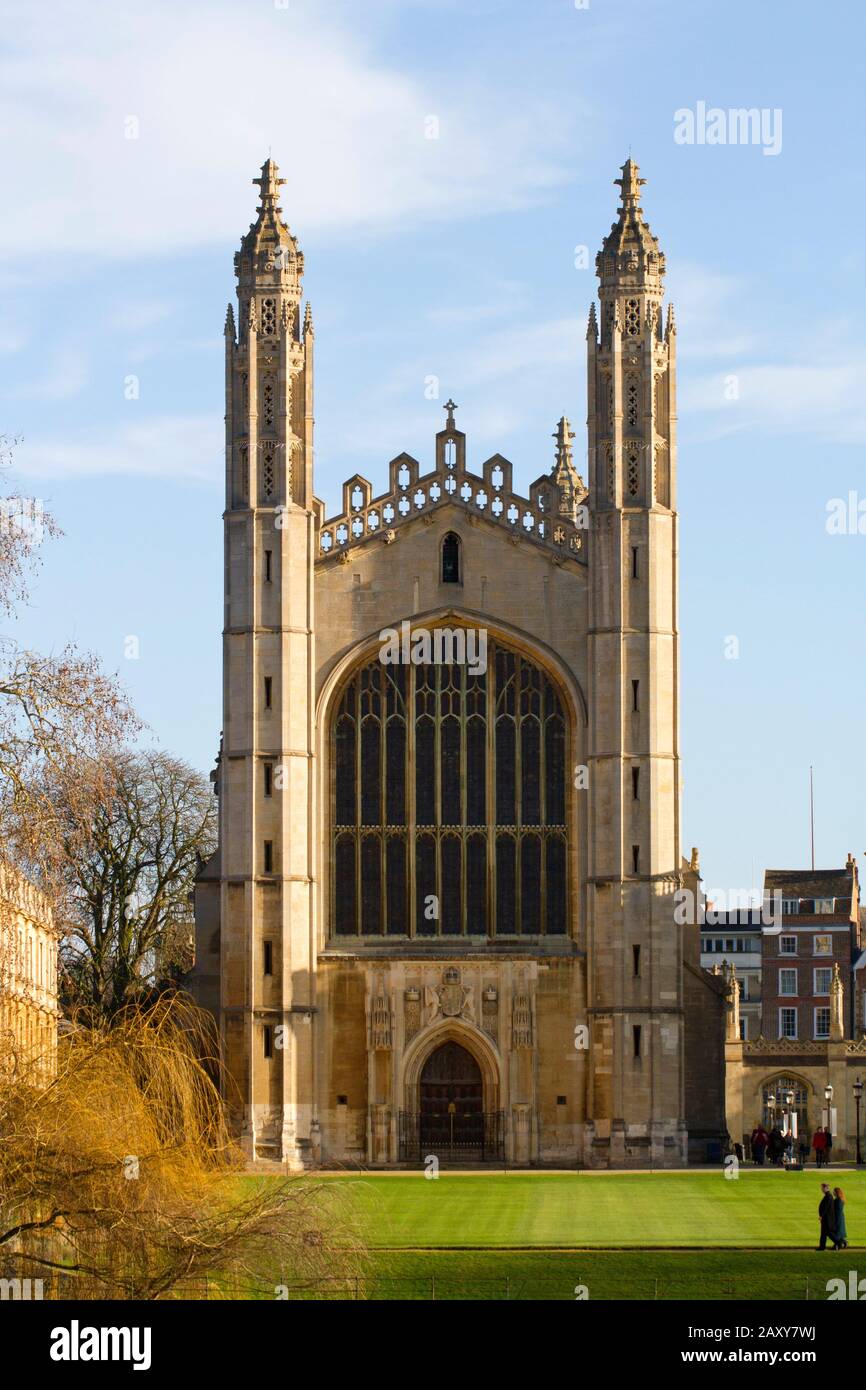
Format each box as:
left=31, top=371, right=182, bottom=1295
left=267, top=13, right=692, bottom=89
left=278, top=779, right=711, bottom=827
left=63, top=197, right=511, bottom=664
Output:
left=193, top=157, right=726, bottom=1168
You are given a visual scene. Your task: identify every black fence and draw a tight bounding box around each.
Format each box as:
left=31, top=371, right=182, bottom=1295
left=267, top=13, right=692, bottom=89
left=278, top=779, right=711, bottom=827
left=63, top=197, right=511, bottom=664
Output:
left=398, top=1110, right=505, bottom=1162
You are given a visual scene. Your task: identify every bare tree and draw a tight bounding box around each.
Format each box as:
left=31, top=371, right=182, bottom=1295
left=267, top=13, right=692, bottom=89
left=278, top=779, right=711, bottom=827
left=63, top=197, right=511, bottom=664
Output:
left=0, top=438, right=137, bottom=1027
left=56, top=750, right=217, bottom=1020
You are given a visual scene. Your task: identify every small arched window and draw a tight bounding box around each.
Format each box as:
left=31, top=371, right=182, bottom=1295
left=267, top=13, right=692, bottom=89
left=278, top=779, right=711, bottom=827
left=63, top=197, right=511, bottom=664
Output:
left=442, top=531, right=461, bottom=584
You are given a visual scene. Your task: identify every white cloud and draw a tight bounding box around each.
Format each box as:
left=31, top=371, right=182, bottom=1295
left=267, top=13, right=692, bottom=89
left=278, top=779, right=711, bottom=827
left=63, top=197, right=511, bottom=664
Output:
left=109, top=300, right=174, bottom=333
left=666, top=262, right=755, bottom=360
left=0, top=0, right=579, bottom=261
left=17, top=350, right=90, bottom=401
left=0, top=316, right=28, bottom=356
left=16, top=415, right=223, bottom=482
left=668, top=263, right=866, bottom=442
left=426, top=283, right=531, bottom=327
left=681, top=359, right=866, bottom=443
left=459, top=317, right=581, bottom=387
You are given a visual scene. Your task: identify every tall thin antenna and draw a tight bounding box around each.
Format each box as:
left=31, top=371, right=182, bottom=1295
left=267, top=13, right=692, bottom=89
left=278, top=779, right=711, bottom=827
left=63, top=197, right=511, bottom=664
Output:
left=810, top=766, right=816, bottom=871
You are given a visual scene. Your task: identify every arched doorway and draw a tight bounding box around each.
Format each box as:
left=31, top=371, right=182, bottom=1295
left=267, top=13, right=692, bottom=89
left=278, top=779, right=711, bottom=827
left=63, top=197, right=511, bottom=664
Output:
left=419, top=1041, right=483, bottom=1153
left=761, top=1074, right=810, bottom=1137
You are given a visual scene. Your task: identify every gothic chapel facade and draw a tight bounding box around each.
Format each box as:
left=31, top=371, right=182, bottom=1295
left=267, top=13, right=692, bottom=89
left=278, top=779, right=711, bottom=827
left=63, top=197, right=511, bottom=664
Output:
left=193, top=158, right=725, bottom=1168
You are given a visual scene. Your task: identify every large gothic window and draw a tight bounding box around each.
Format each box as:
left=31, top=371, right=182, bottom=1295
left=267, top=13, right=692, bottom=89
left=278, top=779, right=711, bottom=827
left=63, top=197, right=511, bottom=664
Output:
left=331, top=639, right=568, bottom=937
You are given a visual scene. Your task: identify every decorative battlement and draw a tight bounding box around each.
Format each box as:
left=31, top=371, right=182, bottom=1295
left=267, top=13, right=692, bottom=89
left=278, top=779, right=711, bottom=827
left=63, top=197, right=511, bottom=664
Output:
left=314, top=402, right=588, bottom=565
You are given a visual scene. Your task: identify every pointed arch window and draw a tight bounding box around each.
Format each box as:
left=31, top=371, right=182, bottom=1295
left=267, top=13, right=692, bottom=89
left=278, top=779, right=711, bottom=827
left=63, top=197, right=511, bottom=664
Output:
left=331, top=639, right=569, bottom=938
left=441, top=532, right=461, bottom=584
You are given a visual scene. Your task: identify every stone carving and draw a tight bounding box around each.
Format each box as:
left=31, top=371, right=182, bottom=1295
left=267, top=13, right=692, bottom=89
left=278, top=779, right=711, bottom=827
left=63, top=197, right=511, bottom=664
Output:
left=512, top=988, right=533, bottom=1050
left=482, top=985, right=499, bottom=1044
left=742, top=1037, right=826, bottom=1056
left=369, top=982, right=392, bottom=1051
left=425, top=967, right=476, bottom=1025
left=316, top=405, right=587, bottom=566
left=724, top=960, right=739, bottom=1042
left=404, top=987, right=421, bottom=1042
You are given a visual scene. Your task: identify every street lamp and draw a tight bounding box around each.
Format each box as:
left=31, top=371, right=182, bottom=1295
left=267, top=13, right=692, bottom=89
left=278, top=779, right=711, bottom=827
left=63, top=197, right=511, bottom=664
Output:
left=785, top=1088, right=795, bottom=1144
left=854, top=1077, right=863, bottom=1166
left=823, top=1083, right=834, bottom=1160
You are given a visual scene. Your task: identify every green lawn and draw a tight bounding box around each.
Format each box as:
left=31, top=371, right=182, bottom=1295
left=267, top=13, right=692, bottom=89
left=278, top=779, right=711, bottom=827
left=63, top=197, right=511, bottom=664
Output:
left=329, top=1169, right=864, bottom=1250
left=312, top=1249, right=847, bottom=1301
left=234, top=1169, right=865, bottom=1300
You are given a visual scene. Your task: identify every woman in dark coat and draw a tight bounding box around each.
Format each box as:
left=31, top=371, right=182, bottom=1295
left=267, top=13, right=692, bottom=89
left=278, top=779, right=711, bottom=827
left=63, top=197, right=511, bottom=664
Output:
left=832, top=1187, right=847, bottom=1249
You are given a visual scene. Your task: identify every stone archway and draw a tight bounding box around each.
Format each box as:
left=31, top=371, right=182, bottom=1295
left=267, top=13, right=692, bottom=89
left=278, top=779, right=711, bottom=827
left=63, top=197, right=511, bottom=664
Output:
left=419, top=1040, right=483, bottom=1152
left=759, top=1073, right=811, bottom=1138
left=399, top=1020, right=505, bottom=1161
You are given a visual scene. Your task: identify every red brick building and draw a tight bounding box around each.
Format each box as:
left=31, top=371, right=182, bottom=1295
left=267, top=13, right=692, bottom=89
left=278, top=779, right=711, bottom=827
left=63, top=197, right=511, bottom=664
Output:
left=761, top=859, right=860, bottom=1041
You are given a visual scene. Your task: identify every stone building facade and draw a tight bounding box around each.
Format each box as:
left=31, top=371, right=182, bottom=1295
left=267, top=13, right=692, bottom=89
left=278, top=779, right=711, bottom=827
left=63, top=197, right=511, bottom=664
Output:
left=761, top=863, right=860, bottom=1042
left=193, top=157, right=725, bottom=1168
left=701, top=911, right=763, bottom=1040
left=724, top=860, right=866, bottom=1157
left=0, top=859, right=58, bottom=1082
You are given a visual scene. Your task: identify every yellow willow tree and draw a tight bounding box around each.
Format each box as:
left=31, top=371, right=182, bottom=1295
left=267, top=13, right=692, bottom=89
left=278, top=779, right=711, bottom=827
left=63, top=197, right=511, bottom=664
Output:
left=0, top=995, right=365, bottom=1299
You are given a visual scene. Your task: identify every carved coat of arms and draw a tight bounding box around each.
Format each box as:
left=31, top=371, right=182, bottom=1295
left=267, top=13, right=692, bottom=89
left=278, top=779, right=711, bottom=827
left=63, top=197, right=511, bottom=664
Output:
left=425, top=968, right=475, bottom=1024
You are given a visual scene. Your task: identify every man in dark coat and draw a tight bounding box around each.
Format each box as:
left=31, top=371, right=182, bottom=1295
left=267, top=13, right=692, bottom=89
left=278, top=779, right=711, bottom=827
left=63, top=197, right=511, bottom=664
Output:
left=817, top=1182, right=835, bottom=1250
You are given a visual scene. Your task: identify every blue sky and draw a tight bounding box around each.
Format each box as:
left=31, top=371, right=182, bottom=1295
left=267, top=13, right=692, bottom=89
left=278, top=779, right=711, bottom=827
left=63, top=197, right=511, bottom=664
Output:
left=2, top=0, right=865, bottom=900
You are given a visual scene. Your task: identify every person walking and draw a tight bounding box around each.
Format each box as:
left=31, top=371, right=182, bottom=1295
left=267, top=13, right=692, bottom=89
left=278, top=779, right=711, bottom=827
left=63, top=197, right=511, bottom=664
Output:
left=769, top=1125, right=785, bottom=1166
left=817, top=1182, right=835, bottom=1249
left=832, top=1187, right=847, bottom=1250
left=823, top=1126, right=833, bottom=1167
left=798, top=1136, right=809, bottom=1167
left=783, top=1129, right=795, bottom=1165
left=812, top=1127, right=827, bottom=1168
left=751, top=1124, right=769, bottom=1166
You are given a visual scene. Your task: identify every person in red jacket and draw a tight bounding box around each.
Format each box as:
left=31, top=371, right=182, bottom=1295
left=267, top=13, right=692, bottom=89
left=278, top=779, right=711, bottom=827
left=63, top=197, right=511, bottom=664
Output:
left=812, top=1127, right=827, bottom=1168
left=750, top=1124, right=769, bottom=1166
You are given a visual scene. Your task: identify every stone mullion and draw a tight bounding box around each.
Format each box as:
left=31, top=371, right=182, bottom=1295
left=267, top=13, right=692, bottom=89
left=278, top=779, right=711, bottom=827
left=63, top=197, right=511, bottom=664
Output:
left=540, top=707, right=548, bottom=937
left=459, top=663, right=468, bottom=936
left=354, top=686, right=362, bottom=936
left=407, top=664, right=417, bottom=939
left=379, top=689, right=387, bottom=937
left=434, top=665, right=442, bottom=938
left=514, top=662, right=523, bottom=937
left=487, top=650, right=498, bottom=940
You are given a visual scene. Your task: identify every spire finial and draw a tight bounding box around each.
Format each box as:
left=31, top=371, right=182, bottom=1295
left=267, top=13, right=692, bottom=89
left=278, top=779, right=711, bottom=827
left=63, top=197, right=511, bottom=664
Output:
left=253, top=157, right=286, bottom=211
left=550, top=415, right=584, bottom=516
left=552, top=415, right=575, bottom=468
left=597, top=158, right=665, bottom=293
left=443, top=398, right=458, bottom=428
left=614, top=157, right=646, bottom=212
